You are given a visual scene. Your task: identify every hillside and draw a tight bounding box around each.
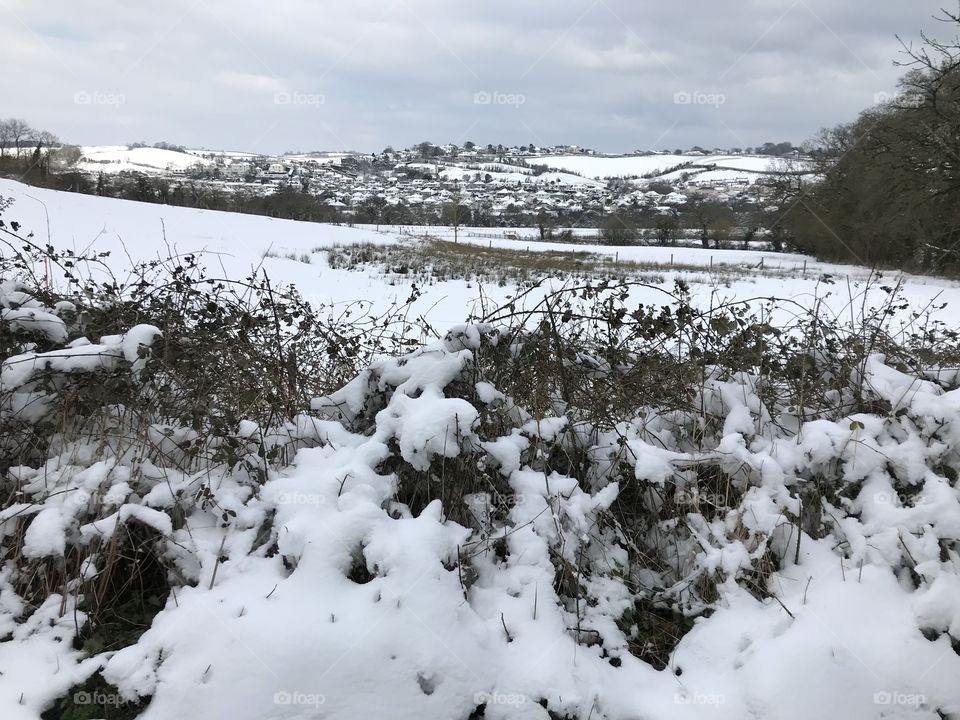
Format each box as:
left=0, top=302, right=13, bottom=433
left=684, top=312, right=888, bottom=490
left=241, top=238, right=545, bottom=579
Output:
left=77, top=147, right=214, bottom=176
left=534, top=154, right=813, bottom=184
left=2, top=178, right=956, bottom=332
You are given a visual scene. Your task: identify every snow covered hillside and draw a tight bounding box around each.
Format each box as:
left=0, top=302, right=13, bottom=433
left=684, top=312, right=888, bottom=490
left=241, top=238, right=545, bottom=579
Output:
left=406, top=161, right=605, bottom=189
left=2, top=178, right=957, bottom=333
left=77, top=146, right=213, bottom=175
left=1, top=181, right=960, bottom=720
left=535, top=154, right=813, bottom=183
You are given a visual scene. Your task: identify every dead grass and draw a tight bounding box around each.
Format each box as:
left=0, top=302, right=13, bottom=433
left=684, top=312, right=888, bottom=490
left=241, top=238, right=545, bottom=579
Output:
left=319, top=236, right=824, bottom=287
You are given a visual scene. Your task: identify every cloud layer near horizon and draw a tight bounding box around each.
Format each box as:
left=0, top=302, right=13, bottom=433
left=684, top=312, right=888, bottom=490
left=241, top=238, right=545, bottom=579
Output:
left=1, top=0, right=950, bottom=153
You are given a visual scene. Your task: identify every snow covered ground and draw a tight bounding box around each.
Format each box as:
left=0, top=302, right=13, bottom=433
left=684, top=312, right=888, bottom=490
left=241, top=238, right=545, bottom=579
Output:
left=2, top=180, right=960, bottom=720
left=2, top=178, right=956, bottom=334
left=534, top=154, right=811, bottom=182
left=78, top=146, right=212, bottom=175
left=401, top=161, right=604, bottom=188
left=357, top=222, right=839, bottom=270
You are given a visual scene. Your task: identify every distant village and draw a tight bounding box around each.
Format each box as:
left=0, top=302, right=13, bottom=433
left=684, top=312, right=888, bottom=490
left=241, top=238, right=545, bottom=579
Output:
left=6, top=133, right=810, bottom=246
left=153, top=142, right=802, bottom=225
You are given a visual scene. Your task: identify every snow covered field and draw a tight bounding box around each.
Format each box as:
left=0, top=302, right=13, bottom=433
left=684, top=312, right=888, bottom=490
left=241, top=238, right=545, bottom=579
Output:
left=2, top=181, right=960, bottom=720
left=534, top=154, right=812, bottom=183
left=77, top=146, right=212, bottom=175
left=2, top=178, right=956, bottom=333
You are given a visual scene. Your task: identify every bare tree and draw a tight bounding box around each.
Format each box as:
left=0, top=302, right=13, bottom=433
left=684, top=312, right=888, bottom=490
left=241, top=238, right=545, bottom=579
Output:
left=51, top=144, right=83, bottom=169
left=440, top=183, right=469, bottom=242
left=784, top=7, right=960, bottom=269
left=36, top=130, right=59, bottom=150
left=0, top=120, right=11, bottom=158
left=6, top=119, right=33, bottom=158
left=686, top=193, right=735, bottom=249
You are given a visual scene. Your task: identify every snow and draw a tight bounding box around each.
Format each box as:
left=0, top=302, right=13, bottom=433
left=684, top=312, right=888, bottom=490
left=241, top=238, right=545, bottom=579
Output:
left=535, top=154, right=698, bottom=178
left=2, top=180, right=960, bottom=720
left=78, top=146, right=213, bottom=175
left=0, top=594, right=98, bottom=720
left=0, top=307, right=68, bottom=344
left=378, top=386, right=478, bottom=471
left=21, top=508, right=67, bottom=558
left=3, top=178, right=959, bottom=340
left=80, top=505, right=174, bottom=544
left=535, top=154, right=812, bottom=182
left=437, top=163, right=604, bottom=188
left=2, top=323, right=958, bottom=717
left=1, top=324, right=161, bottom=423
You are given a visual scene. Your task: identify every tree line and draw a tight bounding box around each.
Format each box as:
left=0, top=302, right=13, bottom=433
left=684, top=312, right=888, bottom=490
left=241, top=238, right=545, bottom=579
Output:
left=0, top=118, right=59, bottom=158
left=780, top=7, right=960, bottom=274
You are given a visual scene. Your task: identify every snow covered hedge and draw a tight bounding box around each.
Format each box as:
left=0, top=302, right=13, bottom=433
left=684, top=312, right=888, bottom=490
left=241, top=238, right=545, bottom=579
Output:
left=2, top=222, right=960, bottom=719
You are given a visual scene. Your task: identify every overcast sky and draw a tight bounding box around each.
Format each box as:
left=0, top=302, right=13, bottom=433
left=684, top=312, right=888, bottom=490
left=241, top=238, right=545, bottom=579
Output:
left=2, top=0, right=952, bottom=153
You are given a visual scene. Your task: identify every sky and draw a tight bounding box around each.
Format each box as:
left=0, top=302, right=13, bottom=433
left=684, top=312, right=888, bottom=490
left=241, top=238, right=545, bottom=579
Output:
left=1, top=0, right=953, bottom=154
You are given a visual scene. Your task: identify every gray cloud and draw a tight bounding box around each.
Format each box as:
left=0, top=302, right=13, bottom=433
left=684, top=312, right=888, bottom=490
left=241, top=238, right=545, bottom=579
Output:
left=0, top=0, right=950, bottom=152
